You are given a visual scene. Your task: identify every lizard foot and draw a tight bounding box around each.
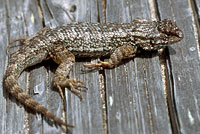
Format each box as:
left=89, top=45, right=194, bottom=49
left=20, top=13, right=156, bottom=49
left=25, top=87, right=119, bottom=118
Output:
left=55, top=78, right=88, bottom=101
left=84, top=61, right=113, bottom=68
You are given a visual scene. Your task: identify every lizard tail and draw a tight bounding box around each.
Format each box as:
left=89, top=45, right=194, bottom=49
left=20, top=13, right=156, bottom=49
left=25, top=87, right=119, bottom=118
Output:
left=4, top=75, right=74, bottom=128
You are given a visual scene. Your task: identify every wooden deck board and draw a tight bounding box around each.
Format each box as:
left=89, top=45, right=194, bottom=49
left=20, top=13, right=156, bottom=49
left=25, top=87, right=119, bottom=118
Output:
left=0, top=1, right=9, bottom=133
left=2, top=0, right=27, bottom=133
left=0, top=0, right=200, bottom=134
left=157, top=0, right=200, bottom=133
left=40, top=0, right=104, bottom=133
left=105, top=0, right=171, bottom=134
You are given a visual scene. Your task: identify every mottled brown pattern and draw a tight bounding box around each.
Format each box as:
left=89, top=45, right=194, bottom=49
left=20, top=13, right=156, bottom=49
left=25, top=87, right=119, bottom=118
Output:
left=3, top=18, right=183, bottom=127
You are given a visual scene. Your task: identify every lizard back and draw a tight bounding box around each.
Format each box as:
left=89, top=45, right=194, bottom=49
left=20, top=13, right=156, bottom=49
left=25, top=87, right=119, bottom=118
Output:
left=46, top=20, right=183, bottom=58
left=47, top=22, right=135, bottom=58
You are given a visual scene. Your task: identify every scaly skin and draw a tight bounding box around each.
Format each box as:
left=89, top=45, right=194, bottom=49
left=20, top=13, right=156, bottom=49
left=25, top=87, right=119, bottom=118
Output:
left=3, top=18, right=183, bottom=127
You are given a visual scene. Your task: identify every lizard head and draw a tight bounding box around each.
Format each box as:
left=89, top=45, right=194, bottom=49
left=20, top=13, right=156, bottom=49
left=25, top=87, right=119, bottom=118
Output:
left=133, top=19, right=184, bottom=51
left=157, top=19, right=184, bottom=43
left=150, top=19, right=184, bottom=50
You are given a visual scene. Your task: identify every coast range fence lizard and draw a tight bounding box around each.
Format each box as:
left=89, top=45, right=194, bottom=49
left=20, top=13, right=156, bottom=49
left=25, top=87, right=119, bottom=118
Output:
left=3, top=18, right=183, bottom=127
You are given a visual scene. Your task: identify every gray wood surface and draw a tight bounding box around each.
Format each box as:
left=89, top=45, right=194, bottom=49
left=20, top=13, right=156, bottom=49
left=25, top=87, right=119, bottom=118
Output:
left=0, top=0, right=200, bottom=134
left=105, top=0, right=171, bottom=134
left=1, top=0, right=27, bottom=133
left=158, top=0, right=200, bottom=133
left=0, top=1, right=9, bottom=134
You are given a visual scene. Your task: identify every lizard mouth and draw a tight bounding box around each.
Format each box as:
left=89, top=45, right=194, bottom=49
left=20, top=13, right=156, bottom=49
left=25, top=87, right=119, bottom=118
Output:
left=168, top=29, right=184, bottom=43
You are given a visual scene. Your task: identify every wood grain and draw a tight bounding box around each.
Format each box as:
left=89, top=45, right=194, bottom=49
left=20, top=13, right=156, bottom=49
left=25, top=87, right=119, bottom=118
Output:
left=105, top=0, right=171, bottom=134
left=157, top=0, right=200, bottom=133
left=1, top=0, right=200, bottom=134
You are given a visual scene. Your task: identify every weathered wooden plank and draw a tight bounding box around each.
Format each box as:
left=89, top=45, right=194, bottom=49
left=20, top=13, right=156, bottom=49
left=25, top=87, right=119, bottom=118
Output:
left=1, top=0, right=199, bottom=134
left=67, top=61, right=104, bottom=134
left=23, top=1, right=64, bottom=133
left=105, top=0, right=172, bottom=134
left=40, top=0, right=104, bottom=133
left=194, top=0, right=200, bottom=33
left=44, top=67, right=64, bottom=133
left=1, top=0, right=63, bottom=133
left=63, top=0, right=104, bottom=133
left=29, top=67, right=47, bottom=133
left=194, top=0, right=200, bottom=17
left=12, top=0, right=62, bottom=133
left=0, top=0, right=8, bottom=133
left=157, top=0, right=200, bottom=133
left=2, top=0, right=28, bottom=133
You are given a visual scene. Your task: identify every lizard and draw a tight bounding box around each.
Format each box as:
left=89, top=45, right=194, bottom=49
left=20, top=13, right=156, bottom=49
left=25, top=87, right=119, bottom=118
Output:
left=3, top=18, right=184, bottom=127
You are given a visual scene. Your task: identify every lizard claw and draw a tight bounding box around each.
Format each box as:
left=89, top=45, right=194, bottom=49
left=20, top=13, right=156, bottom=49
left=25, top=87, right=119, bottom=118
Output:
left=55, top=78, right=88, bottom=101
left=68, top=78, right=88, bottom=100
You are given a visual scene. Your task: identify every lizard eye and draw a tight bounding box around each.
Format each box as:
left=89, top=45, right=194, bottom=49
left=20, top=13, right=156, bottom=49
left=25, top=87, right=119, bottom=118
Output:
left=158, top=19, right=183, bottom=37
left=157, top=19, right=174, bottom=34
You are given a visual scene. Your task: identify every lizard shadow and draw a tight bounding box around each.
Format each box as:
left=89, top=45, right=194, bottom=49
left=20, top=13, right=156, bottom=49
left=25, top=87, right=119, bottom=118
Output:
left=81, top=46, right=176, bottom=73
left=136, top=46, right=176, bottom=59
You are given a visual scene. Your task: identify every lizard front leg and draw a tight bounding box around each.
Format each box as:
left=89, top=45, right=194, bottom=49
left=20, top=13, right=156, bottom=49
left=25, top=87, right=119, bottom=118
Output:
left=50, top=45, right=87, bottom=101
left=84, top=45, right=138, bottom=68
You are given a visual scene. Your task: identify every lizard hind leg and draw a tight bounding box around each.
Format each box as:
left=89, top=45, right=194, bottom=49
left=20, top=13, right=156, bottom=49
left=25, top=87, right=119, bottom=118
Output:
left=50, top=45, right=87, bottom=101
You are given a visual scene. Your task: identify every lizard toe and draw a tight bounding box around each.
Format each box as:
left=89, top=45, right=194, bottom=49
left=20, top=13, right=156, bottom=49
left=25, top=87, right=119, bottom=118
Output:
left=54, top=78, right=88, bottom=100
